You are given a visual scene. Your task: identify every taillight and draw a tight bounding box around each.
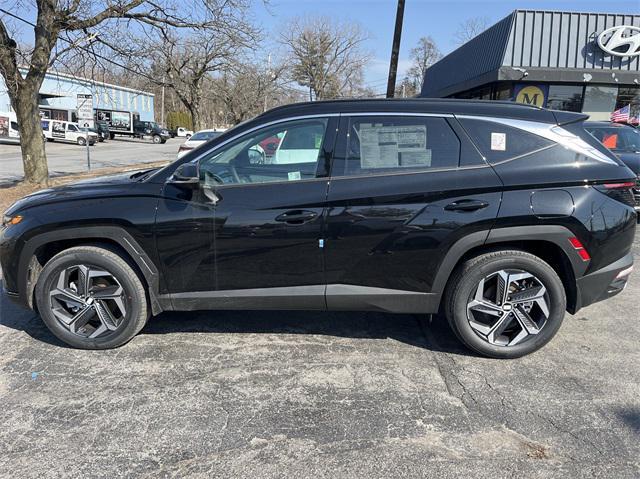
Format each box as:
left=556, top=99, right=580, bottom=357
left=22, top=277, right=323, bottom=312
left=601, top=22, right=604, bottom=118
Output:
left=595, top=182, right=636, bottom=208
left=568, top=237, right=590, bottom=261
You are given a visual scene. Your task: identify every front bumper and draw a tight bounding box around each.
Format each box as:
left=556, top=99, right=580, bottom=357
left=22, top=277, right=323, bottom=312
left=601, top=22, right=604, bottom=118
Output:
left=575, top=252, right=633, bottom=311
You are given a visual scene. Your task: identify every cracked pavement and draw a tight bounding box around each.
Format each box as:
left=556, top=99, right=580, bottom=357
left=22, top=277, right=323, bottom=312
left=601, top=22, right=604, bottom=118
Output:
left=0, top=234, right=639, bottom=478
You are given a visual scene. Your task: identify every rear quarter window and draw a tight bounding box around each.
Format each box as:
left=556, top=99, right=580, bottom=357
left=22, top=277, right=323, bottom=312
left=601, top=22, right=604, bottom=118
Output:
left=459, top=118, right=554, bottom=163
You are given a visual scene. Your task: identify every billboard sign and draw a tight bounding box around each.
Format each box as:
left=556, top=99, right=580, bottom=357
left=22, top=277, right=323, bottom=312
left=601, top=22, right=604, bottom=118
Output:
left=96, top=109, right=131, bottom=132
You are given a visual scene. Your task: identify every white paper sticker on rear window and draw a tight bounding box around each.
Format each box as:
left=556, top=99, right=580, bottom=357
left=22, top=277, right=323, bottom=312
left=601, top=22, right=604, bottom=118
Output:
left=491, top=132, right=506, bottom=151
left=359, top=124, right=430, bottom=168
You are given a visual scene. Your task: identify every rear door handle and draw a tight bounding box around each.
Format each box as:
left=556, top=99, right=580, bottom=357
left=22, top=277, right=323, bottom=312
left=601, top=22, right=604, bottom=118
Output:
left=275, top=210, right=318, bottom=224
left=444, top=199, right=490, bottom=212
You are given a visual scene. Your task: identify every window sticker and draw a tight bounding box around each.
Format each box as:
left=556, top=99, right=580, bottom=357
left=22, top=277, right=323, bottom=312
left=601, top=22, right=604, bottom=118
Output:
left=359, top=124, right=430, bottom=168
left=491, top=132, right=506, bottom=151
left=288, top=171, right=301, bottom=181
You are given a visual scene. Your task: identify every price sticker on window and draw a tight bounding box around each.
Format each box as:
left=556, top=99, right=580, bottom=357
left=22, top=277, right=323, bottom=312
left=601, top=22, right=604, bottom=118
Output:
left=491, top=132, right=506, bottom=151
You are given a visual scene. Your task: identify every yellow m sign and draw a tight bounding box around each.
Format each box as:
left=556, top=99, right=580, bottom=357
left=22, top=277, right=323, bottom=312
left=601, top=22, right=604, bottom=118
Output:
left=516, top=86, right=546, bottom=107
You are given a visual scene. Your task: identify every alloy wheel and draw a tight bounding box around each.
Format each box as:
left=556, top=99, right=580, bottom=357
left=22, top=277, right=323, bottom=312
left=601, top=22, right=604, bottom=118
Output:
left=48, top=265, right=127, bottom=339
left=466, top=269, right=550, bottom=347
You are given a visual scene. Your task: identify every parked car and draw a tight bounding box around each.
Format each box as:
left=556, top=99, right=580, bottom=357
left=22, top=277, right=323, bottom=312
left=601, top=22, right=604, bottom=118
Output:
left=1, top=99, right=636, bottom=357
left=177, top=129, right=226, bottom=158
left=170, top=126, right=193, bottom=139
left=585, top=121, right=640, bottom=211
left=41, top=119, right=98, bottom=145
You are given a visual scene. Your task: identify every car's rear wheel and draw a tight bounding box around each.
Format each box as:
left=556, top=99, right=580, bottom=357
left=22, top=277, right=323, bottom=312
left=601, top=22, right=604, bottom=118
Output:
left=35, top=246, right=148, bottom=349
left=444, top=250, right=566, bottom=359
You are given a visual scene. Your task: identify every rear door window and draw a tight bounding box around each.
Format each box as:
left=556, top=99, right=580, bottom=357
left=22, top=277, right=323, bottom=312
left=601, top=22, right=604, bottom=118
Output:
left=335, top=116, right=460, bottom=177
left=459, top=118, right=554, bottom=163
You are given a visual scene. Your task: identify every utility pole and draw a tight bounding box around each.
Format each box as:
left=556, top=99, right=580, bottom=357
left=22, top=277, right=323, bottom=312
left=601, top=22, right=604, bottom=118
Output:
left=386, top=0, right=406, bottom=98
left=161, top=74, right=166, bottom=126
left=264, top=53, right=271, bottom=113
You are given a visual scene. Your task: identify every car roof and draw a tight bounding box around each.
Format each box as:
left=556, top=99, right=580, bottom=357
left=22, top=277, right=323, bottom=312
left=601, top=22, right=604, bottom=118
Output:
left=256, top=98, right=582, bottom=124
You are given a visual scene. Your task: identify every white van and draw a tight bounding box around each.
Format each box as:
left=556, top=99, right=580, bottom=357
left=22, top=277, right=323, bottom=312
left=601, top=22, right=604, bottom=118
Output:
left=42, top=119, right=98, bottom=146
left=0, top=111, right=20, bottom=144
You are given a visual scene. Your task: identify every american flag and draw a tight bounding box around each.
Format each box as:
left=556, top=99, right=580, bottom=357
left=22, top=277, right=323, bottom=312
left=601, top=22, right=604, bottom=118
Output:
left=611, top=104, right=631, bottom=123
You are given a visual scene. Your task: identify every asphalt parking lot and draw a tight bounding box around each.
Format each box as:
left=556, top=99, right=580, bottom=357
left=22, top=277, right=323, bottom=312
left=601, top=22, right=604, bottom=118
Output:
left=0, top=138, right=182, bottom=184
left=0, top=235, right=639, bottom=478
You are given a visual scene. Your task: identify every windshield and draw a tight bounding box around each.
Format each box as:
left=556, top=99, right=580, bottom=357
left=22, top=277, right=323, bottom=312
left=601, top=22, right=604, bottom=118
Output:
left=190, top=131, right=223, bottom=141
left=586, top=127, right=640, bottom=153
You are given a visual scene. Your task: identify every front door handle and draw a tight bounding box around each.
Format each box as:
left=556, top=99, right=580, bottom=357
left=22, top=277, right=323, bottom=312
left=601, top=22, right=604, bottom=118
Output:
left=444, top=199, right=490, bottom=212
left=275, top=210, right=318, bottom=225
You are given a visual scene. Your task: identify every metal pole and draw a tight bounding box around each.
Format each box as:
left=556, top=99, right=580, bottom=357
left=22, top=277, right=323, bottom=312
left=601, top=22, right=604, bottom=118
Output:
left=161, top=75, right=165, bottom=126
left=386, top=0, right=406, bottom=99
left=86, top=126, right=91, bottom=171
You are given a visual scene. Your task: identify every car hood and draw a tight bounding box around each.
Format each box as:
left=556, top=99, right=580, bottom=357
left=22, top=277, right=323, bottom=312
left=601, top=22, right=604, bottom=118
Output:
left=614, top=152, right=640, bottom=175
left=5, top=169, right=159, bottom=216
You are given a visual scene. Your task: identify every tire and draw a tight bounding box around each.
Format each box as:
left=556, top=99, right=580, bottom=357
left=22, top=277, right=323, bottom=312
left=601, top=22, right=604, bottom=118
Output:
left=152, top=135, right=162, bottom=144
left=77, top=137, right=86, bottom=146
left=444, top=250, right=566, bottom=359
left=35, top=246, right=148, bottom=349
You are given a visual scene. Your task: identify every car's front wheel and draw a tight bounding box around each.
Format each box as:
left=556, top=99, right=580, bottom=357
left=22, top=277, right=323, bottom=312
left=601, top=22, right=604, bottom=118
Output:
left=77, top=137, right=86, bottom=146
left=35, top=246, right=148, bottom=349
left=445, top=250, right=566, bottom=359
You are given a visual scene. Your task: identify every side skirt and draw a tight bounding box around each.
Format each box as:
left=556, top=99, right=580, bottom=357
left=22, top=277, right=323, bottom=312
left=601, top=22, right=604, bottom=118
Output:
left=162, top=284, right=440, bottom=314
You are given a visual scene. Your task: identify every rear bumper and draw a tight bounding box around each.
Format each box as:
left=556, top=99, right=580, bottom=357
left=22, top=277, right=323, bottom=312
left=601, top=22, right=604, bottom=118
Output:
left=575, top=252, right=633, bottom=311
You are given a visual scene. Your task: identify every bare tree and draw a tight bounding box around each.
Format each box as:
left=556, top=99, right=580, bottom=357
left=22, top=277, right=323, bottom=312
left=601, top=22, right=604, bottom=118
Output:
left=407, top=36, right=441, bottom=92
left=280, top=17, right=369, bottom=101
left=454, top=17, right=491, bottom=44
left=0, top=1, right=235, bottom=186
left=213, top=60, right=293, bottom=125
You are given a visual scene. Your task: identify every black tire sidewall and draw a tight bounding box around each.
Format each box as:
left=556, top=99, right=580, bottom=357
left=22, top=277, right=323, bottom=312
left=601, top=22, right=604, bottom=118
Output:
left=36, top=249, right=146, bottom=349
left=450, top=254, right=566, bottom=359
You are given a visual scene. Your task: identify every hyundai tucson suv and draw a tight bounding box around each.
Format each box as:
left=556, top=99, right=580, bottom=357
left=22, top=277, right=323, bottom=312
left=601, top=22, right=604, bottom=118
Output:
left=1, top=99, right=636, bottom=358
left=584, top=121, right=640, bottom=212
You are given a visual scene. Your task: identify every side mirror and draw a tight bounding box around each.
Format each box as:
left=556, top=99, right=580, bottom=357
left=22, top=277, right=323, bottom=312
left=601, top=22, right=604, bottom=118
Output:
left=169, top=162, right=199, bottom=188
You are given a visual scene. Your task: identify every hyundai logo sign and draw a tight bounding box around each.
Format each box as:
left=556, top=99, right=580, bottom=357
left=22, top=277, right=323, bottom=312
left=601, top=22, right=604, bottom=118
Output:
left=597, top=25, right=640, bottom=57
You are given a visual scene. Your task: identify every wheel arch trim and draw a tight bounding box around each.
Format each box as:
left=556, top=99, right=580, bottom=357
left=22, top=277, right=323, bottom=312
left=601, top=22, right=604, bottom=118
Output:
left=17, top=226, right=163, bottom=315
left=432, top=225, right=587, bottom=309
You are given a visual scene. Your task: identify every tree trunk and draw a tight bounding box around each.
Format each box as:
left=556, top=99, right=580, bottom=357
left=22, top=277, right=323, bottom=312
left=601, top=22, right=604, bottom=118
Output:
left=13, top=84, right=49, bottom=186
left=189, top=105, right=202, bottom=131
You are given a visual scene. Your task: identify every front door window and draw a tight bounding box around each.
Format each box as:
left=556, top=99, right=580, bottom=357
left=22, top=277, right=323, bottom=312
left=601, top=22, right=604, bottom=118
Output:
left=198, top=118, right=328, bottom=188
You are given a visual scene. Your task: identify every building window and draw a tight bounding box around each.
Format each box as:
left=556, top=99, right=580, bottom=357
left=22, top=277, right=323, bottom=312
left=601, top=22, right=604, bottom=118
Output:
left=616, top=87, right=640, bottom=118
left=493, top=84, right=512, bottom=101
left=582, top=86, right=618, bottom=121
left=546, top=85, right=583, bottom=112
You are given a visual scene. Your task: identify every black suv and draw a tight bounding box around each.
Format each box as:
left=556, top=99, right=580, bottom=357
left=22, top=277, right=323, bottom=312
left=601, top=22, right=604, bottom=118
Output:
left=1, top=99, right=636, bottom=358
left=584, top=121, right=640, bottom=211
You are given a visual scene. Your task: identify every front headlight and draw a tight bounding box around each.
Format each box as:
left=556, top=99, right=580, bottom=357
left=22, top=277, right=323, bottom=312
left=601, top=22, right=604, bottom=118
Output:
left=2, top=214, right=23, bottom=227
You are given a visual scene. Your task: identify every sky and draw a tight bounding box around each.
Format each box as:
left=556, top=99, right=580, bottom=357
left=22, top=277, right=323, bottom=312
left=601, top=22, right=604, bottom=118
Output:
left=252, top=0, right=640, bottom=94
left=4, top=0, right=639, bottom=95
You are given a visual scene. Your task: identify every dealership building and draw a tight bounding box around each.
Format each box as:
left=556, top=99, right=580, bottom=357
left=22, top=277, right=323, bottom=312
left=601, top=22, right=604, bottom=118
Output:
left=0, top=69, right=156, bottom=124
left=420, top=10, right=640, bottom=121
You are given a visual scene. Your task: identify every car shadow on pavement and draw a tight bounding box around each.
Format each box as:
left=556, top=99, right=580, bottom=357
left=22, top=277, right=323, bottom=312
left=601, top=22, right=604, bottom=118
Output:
left=141, top=309, right=474, bottom=356
left=1, top=288, right=472, bottom=355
